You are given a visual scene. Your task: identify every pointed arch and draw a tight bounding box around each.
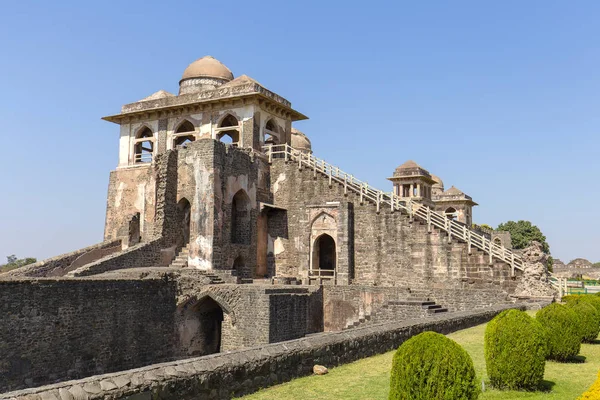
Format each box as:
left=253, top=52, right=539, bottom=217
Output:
left=444, top=207, right=457, bottom=220
left=231, top=189, right=251, bottom=244
left=215, top=113, right=240, bottom=146
left=133, top=125, right=155, bottom=163
left=264, top=118, right=280, bottom=146
left=172, top=119, right=196, bottom=148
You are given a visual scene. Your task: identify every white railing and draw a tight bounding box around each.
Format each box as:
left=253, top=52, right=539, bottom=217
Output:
left=264, top=144, right=525, bottom=275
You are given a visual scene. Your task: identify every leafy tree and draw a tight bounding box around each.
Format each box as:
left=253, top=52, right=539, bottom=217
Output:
left=0, top=255, right=37, bottom=273
left=593, top=262, right=600, bottom=268
left=496, top=220, right=550, bottom=253
left=479, top=224, right=493, bottom=231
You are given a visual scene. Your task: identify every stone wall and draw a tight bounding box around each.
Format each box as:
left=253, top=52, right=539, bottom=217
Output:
left=269, top=159, right=519, bottom=290
left=0, top=278, right=178, bottom=393
left=2, top=240, right=122, bottom=278
left=0, top=304, right=525, bottom=400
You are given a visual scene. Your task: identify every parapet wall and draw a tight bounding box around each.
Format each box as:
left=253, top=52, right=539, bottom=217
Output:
left=0, top=278, right=178, bottom=393
left=2, top=240, right=122, bottom=278
left=0, top=304, right=525, bottom=400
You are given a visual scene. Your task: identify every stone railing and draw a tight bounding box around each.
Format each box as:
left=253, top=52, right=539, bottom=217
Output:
left=265, top=144, right=524, bottom=275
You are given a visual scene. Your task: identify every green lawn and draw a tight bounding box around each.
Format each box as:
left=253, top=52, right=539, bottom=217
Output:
left=240, top=312, right=600, bottom=400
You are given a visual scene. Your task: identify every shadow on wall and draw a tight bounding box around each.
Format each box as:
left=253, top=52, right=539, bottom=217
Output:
left=176, top=296, right=225, bottom=357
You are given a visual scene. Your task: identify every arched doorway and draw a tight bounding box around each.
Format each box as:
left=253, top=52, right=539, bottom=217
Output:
left=233, top=255, right=245, bottom=280
left=312, top=234, right=336, bottom=272
left=177, top=296, right=224, bottom=356
left=177, top=198, right=191, bottom=245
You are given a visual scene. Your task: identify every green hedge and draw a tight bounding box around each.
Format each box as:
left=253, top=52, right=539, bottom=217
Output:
left=484, top=309, right=546, bottom=390
left=536, top=303, right=582, bottom=361
left=389, top=331, right=479, bottom=400
left=566, top=301, right=600, bottom=343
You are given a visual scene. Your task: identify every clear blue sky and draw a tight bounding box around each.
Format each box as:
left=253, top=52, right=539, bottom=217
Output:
left=0, top=1, right=598, bottom=263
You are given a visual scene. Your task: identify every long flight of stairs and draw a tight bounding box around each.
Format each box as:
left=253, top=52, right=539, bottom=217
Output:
left=344, top=295, right=448, bottom=330
left=170, top=245, right=190, bottom=268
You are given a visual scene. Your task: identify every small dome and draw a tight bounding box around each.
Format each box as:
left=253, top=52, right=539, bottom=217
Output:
left=181, top=56, right=234, bottom=82
left=291, top=128, right=312, bottom=153
left=431, top=174, right=444, bottom=188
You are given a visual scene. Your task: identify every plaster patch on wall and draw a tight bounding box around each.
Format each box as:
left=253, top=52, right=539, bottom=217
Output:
left=273, top=173, right=286, bottom=194
left=135, top=183, right=146, bottom=210
left=189, top=235, right=213, bottom=270
left=115, top=182, right=126, bottom=208
left=274, top=238, right=285, bottom=256
left=267, top=235, right=274, bottom=254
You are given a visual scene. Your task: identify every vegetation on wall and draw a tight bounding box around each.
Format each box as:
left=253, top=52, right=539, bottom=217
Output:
left=0, top=255, right=36, bottom=273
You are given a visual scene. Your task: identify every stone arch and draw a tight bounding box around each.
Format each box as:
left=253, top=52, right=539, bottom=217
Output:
left=173, top=119, right=196, bottom=148
left=444, top=207, right=457, bottom=220
left=310, top=211, right=336, bottom=229
left=312, top=233, right=337, bottom=271
left=215, top=113, right=240, bottom=145
left=493, top=237, right=502, bottom=246
left=231, top=189, right=251, bottom=245
left=264, top=118, right=281, bottom=146
left=176, top=294, right=231, bottom=356
left=133, top=125, right=155, bottom=163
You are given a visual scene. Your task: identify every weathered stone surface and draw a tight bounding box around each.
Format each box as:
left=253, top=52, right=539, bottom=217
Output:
left=312, top=365, right=328, bottom=375
left=514, top=241, right=557, bottom=297
left=99, top=381, right=117, bottom=391
left=57, top=388, right=73, bottom=400
left=0, top=305, right=529, bottom=400
left=67, top=385, right=88, bottom=400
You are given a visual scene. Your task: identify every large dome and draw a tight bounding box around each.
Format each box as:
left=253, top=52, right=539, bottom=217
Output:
left=181, top=56, right=234, bottom=82
left=291, top=128, right=312, bottom=153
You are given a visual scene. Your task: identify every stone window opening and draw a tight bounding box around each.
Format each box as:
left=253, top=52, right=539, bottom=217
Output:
left=215, top=114, right=240, bottom=146
left=493, top=237, right=502, bottom=247
left=445, top=207, right=457, bottom=220
left=264, top=119, right=280, bottom=146
left=133, top=127, right=154, bottom=164
left=312, top=234, right=336, bottom=273
left=231, top=189, right=251, bottom=245
left=173, top=120, right=196, bottom=149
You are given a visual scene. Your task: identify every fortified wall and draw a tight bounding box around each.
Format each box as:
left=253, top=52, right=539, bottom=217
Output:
left=0, top=55, right=556, bottom=395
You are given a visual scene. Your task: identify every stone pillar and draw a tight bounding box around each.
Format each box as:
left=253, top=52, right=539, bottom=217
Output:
left=409, top=183, right=414, bottom=197
left=417, top=183, right=421, bottom=197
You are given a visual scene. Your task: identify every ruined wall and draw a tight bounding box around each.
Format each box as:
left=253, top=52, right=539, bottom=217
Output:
left=0, top=304, right=526, bottom=400
left=0, top=278, right=178, bottom=393
left=104, top=165, right=156, bottom=242
left=176, top=140, right=262, bottom=277
left=270, top=159, right=519, bottom=290
left=2, top=240, right=122, bottom=278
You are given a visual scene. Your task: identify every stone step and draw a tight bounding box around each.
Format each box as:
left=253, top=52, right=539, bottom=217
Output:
left=428, top=308, right=448, bottom=314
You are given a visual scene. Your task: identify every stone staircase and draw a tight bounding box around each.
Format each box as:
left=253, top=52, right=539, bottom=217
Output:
left=344, top=295, right=448, bottom=330
left=170, top=245, right=190, bottom=268
left=264, top=144, right=526, bottom=276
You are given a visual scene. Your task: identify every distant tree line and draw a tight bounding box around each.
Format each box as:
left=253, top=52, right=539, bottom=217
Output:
left=0, top=255, right=37, bottom=273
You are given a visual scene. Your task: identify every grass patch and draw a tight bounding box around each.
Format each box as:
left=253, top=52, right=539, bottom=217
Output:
left=240, top=311, right=600, bottom=399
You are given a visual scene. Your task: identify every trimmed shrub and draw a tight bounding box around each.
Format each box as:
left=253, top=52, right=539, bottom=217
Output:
left=484, top=309, right=546, bottom=390
left=565, top=294, right=600, bottom=314
left=566, top=301, right=600, bottom=342
left=579, top=370, right=600, bottom=400
left=536, top=303, right=582, bottom=361
left=388, top=331, right=479, bottom=400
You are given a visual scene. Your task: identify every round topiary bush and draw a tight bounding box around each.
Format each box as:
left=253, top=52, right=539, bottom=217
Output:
left=536, top=303, right=582, bottom=361
left=388, top=331, right=479, bottom=400
left=484, top=309, right=546, bottom=390
left=566, top=301, right=600, bottom=343
left=565, top=294, right=600, bottom=314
